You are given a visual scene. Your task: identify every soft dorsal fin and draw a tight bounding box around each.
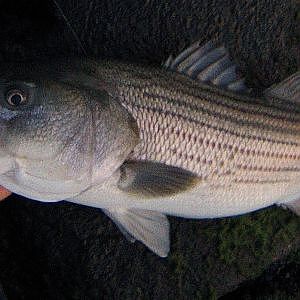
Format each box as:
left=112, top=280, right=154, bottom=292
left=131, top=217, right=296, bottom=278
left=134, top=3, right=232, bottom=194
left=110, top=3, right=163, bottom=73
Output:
left=164, top=40, right=249, bottom=93
left=117, top=161, right=199, bottom=197
left=264, top=71, right=300, bottom=103
left=102, top=208, right=170, bottom=257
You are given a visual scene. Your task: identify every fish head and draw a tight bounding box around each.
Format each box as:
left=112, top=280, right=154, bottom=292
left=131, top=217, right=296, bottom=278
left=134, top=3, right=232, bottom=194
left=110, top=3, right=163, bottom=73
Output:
left=0, top=61, right=139, bottom=201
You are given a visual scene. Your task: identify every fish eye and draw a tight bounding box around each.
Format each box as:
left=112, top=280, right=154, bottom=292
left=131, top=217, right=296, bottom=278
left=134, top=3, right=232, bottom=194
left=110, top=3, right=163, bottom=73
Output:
left=6, top=89, right=28, bottom=107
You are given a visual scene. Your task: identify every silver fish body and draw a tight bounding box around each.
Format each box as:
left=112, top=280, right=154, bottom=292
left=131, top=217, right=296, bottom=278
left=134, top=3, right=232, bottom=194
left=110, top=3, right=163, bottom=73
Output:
left=0, top=40, right=299, bottom=256
left=72, top=60, right=300, bottom=216
left=98, top=61, right=300, bottom=180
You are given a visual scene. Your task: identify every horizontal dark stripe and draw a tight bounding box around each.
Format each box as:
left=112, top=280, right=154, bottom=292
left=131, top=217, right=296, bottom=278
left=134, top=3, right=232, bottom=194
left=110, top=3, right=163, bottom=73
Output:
left=220, top=143, right=298, bottom=160
left=123, top=101, right=299, bottom=147
left=143, top=92, right=300, bottom=137
left=117, top=73, right=300, bottom=123
left=236, top=164, right=300, bottom=172
left=167, top=72, right=300, bottom=114
left=160, top=69, right=300, bottom=113
left=233, top=179, right=290, bottom=184
left=183, top=88, right=300, bottom=122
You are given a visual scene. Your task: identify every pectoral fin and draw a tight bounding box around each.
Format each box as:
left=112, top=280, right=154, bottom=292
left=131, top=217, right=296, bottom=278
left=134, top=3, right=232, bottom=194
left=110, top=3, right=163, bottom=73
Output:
left=264, top=72, right=300, bottom=103
left=102, top=208, right=170, bottom=257
left=164, top=39, right=250, bottom=93
left=117, top=161, right=199, bottom=197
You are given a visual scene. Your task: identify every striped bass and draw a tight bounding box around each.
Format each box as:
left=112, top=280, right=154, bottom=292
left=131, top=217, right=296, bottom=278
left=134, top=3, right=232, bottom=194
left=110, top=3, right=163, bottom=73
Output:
left=0, top=40, right=299, bottom=256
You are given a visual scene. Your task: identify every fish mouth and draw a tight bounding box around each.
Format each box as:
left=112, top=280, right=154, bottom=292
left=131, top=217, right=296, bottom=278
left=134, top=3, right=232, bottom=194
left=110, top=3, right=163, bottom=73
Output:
left=0, top=147, right=95, bottom=202
left=0, top=165, right=90, bottom=202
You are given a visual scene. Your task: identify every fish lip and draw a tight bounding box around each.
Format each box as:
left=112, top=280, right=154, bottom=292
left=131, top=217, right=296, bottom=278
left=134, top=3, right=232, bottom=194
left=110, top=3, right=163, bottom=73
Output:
left=0, top=159, right=90, bottom=201
left=0, top=171, right=85, bottom=201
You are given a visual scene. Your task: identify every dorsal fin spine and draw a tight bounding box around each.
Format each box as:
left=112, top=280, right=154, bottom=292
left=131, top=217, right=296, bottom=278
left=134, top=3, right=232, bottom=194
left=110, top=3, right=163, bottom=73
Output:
left=164, top=39, right=250, bottom=93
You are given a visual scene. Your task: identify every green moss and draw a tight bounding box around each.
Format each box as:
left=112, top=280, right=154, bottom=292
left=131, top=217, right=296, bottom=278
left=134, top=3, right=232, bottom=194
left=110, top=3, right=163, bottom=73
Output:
left=240, top=290, right=299, bottom=300
left=287, top=248, right=300, bottom=264
left=196, top=285, right=217, bottom=300
left=169, top=252, right=188, bottom=276
left=165, top=208, right=300, bottom=298
left=218, top=208, right=300, bottom=276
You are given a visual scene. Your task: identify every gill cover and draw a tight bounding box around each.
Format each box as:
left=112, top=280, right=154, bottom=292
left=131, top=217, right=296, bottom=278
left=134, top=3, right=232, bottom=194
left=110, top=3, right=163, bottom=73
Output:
left=0, top=66, right=139, bottom=201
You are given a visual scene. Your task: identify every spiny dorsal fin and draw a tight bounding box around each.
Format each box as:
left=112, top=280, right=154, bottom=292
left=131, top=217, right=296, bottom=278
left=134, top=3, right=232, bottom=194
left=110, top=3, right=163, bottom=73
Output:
left=164, top=40, right=249, bottom=93
left=264, top=71, right=300, bottom=103
left=117, top=161, right=199, bottom=197
left=102, top=208, right=170, bottom=257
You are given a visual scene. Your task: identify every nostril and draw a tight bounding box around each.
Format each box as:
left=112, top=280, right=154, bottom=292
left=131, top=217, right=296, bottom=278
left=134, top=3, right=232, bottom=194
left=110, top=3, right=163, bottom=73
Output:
left=0, top=107, right=18, bottom=120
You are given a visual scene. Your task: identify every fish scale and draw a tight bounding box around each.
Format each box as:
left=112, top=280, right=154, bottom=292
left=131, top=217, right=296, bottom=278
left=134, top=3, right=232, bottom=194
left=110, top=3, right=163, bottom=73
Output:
left=97, top=65, right=300, bottom=185
left=0, top=40, right=299, bottom=256
left=70, top=44, right=300, bottom=256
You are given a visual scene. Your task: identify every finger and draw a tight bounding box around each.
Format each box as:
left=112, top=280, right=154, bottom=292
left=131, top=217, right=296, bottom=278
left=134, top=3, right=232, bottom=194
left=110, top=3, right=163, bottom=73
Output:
left=0, top=186, right=11, bottom=201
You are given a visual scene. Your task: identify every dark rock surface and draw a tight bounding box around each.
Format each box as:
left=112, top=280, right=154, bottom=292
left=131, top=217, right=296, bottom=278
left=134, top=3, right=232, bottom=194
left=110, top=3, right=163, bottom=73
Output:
left=0, top=0, right=299, bottom=299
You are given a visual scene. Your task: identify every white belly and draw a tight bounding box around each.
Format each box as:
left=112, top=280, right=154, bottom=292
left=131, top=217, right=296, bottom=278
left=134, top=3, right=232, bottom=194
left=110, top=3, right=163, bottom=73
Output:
left=70, top=175, right=300, bottom=219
